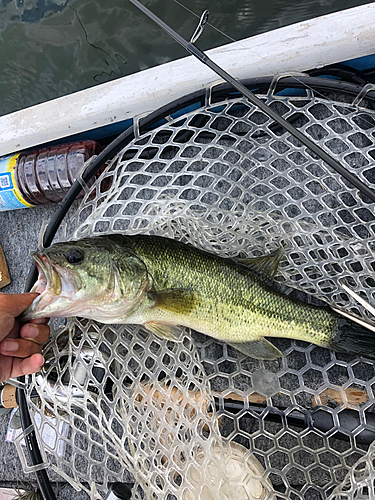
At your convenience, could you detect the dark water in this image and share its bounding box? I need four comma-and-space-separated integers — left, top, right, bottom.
0, 0, 372, 117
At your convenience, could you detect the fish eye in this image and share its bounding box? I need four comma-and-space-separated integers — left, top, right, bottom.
66, 249, 84, 265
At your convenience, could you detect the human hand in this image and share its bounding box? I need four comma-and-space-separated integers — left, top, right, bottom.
0, 293, 49, 383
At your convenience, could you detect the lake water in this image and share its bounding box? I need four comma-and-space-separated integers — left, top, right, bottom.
0, 0, 372, 117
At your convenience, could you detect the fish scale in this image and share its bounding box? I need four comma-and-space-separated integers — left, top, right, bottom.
127, 235, 337, 348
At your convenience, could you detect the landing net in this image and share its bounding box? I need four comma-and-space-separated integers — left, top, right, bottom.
24, 85, 375, 499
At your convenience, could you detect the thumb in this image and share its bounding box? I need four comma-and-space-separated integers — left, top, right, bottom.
0, 293, 39, 318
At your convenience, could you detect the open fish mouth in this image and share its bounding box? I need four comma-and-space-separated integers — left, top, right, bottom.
31, 253, 62, 296
20, 252, 73, 321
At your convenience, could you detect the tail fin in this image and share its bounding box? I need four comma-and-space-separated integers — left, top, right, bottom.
329, 309, 375, 359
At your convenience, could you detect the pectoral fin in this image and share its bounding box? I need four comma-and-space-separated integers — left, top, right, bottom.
236, 247, 284, 279
148, 288, 197, 315
228, 338, 282, 359
144, 321, 184, 341
145, 289, 197, 342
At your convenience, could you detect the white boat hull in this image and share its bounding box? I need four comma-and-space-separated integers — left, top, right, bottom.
0, 2, 374, 156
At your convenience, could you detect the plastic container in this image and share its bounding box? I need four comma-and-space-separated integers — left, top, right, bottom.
0, 140, 102, 211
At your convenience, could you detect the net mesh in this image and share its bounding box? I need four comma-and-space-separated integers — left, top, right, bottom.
25, 87, 375, 499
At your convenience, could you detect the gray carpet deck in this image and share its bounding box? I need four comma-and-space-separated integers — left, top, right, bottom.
0, 204, 89, 498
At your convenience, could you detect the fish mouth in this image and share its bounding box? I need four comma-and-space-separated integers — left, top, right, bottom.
32, 253, 62, 296
21, 252, 73, 321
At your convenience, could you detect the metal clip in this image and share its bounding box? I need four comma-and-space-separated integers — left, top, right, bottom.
76, 155, 98, 196
205, 79, 227, 107
133, 112, 151, 140
351, 83, 375, 107
189, 10, 209, 44
37, 220, 49, 252
268, 72, 311, 98
57, 221, 67, 242
14, 424, 49, 474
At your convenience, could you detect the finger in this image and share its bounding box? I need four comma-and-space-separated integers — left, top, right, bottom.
0, 292, 39, 318
11, 354, 44, 378
0, 338, 44, 358
20, 324, 50, 345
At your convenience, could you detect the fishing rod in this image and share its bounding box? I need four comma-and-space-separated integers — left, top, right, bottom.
127, 0, 375, 204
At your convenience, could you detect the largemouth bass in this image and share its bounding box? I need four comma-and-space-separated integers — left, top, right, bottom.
21, 235, 375, 359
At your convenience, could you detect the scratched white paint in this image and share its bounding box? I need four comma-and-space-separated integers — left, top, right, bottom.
0, 2, 374, 156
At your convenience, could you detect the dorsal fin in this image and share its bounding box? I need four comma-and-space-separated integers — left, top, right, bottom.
236, 247, 284, 279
